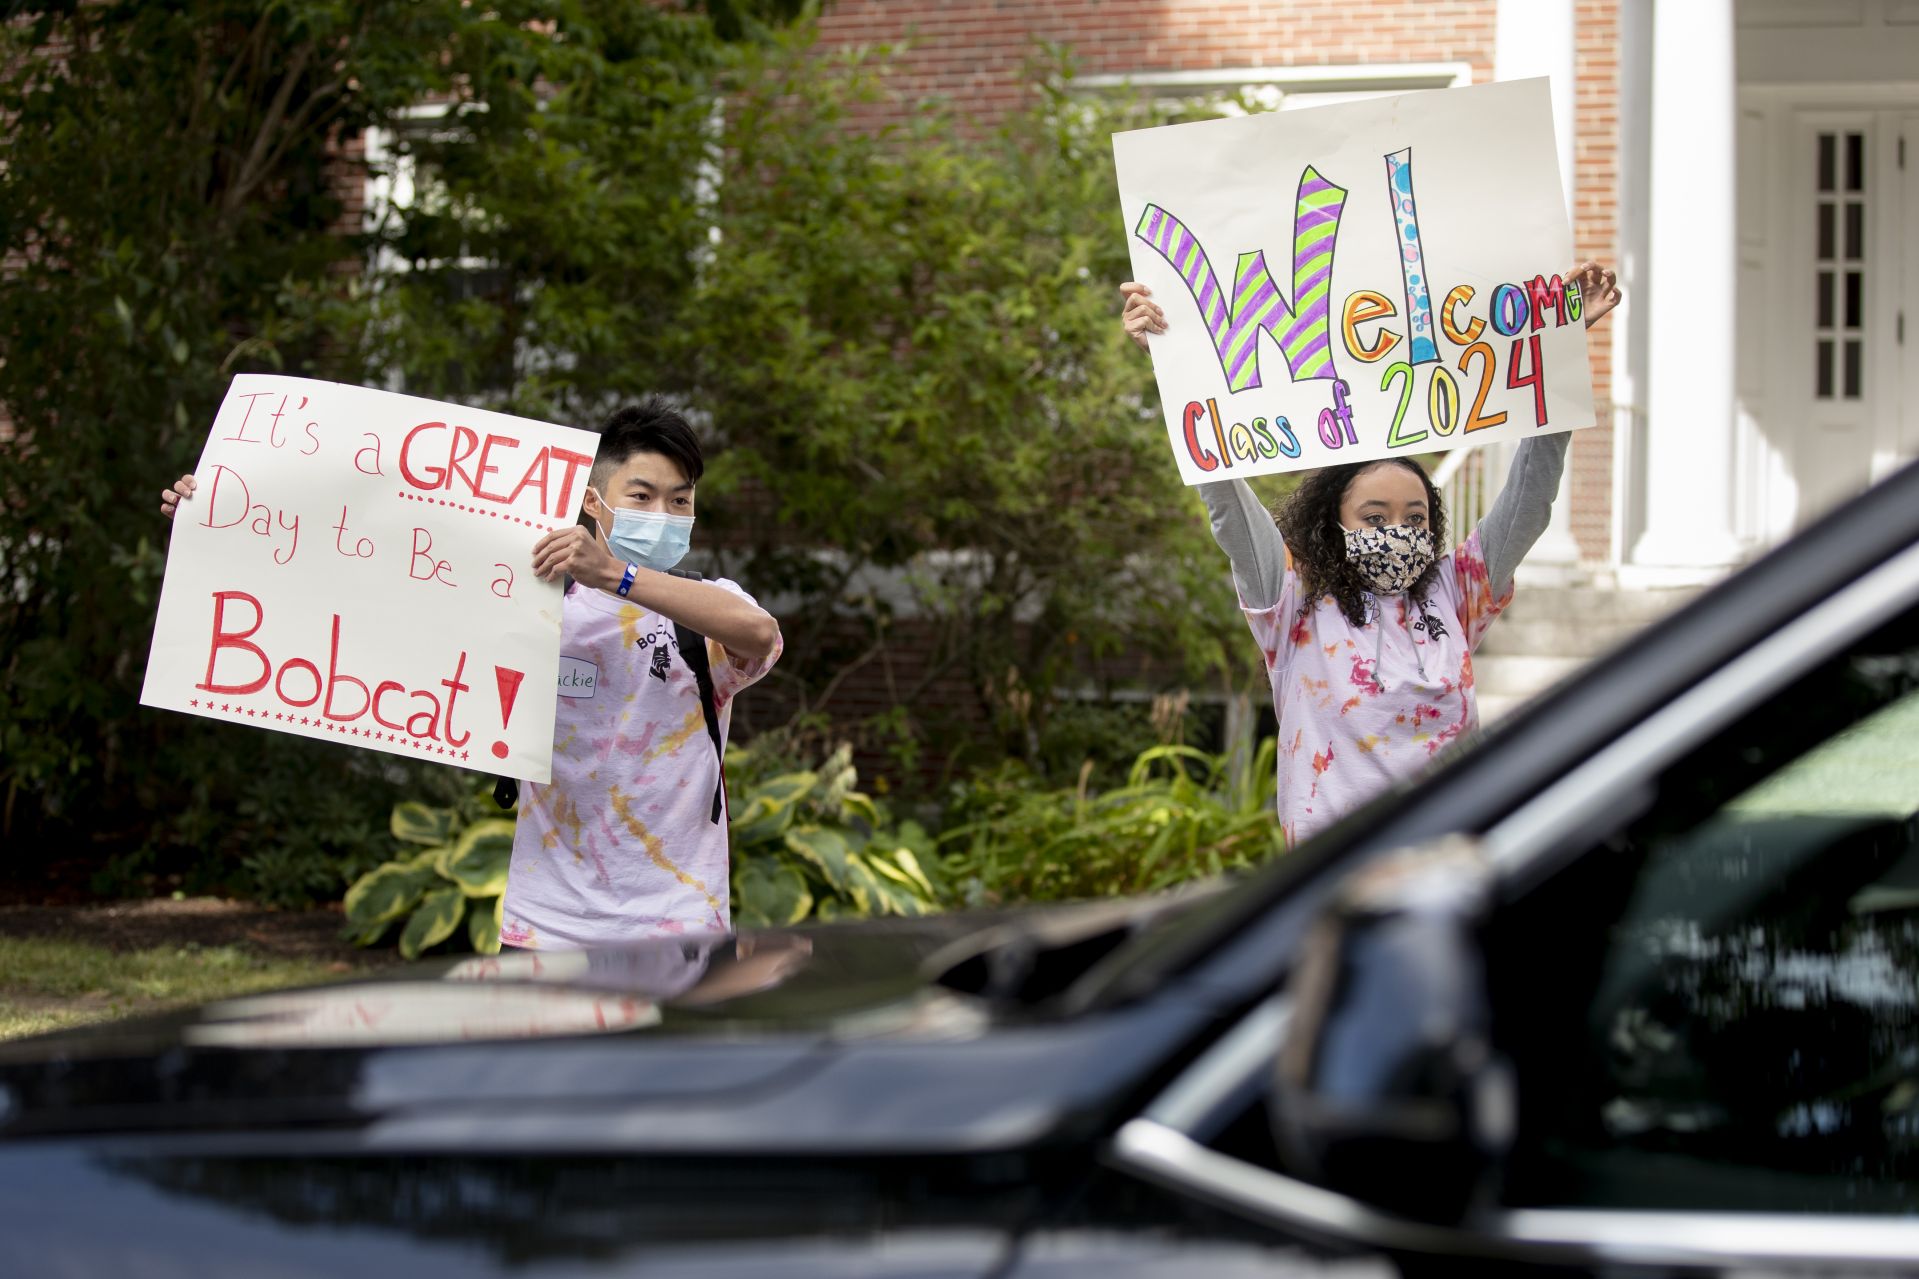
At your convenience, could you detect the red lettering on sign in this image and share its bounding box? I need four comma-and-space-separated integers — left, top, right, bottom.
440, 650, 471, 748
473, 433, 518, 503
323, 614, 370, 722
398, 421, 592, 519
372, 680, 408, 731
198, 591, 271, 694
190, 599, 483, 749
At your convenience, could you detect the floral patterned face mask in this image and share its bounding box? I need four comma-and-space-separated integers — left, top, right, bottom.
1343, 524, 1436, 596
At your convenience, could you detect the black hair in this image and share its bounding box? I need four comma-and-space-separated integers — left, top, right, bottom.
1273, 457, 1447, 627
590, 395, 705, 493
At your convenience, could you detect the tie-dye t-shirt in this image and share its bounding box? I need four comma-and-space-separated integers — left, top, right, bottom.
1247, 528, 1513, 847
501, 579, 779, 949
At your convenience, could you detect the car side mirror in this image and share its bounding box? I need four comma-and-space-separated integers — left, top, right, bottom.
1269, 835, 1514, 1224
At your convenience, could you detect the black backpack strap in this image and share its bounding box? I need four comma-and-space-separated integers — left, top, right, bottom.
667, 569, 726, 825
674, 617, 726, 825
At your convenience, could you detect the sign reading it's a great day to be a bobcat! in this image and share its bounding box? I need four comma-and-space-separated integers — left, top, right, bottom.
1114, 77, 1596, 484
142, 375, 601, 784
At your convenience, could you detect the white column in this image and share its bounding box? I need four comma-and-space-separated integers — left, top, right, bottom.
1495, 0, 1582, 581
1609, 0, 1652, 570
1627, 0, 1743, 579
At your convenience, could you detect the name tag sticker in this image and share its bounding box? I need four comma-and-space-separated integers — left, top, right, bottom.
557, 656, 599, 699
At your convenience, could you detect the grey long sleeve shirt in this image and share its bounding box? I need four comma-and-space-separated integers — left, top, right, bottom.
1198, 434, 1571, 610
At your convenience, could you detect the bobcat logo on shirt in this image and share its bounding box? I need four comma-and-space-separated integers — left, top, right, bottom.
634, 623, 679, 683
1413, 610, 1450, 641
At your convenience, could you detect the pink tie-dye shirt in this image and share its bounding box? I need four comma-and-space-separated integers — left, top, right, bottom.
1245, 528, 1512, 847
501, 579, 779, 950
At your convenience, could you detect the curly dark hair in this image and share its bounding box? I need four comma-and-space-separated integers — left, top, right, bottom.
1274, 458, 1447, 627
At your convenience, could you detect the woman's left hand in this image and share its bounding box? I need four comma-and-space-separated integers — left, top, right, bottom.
1571, 260, 1623, 330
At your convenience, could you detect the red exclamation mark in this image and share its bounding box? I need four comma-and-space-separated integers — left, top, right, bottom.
491, 666, 525, 760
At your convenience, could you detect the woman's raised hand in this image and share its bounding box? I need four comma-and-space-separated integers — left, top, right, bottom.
1571, 260, 1623, 329
1120, 282, 1166, 353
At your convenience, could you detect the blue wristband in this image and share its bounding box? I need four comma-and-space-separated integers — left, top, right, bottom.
616, 562, 638, 597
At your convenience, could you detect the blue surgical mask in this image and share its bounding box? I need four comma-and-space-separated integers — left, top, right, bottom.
593, 492, 695, 573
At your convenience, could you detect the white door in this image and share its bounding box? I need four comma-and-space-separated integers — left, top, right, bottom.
1798, 116, 1874, 520
1792, 112, 1916, 520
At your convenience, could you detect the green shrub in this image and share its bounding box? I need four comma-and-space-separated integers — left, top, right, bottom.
728, 742, 941, 928
344, 742, 941, 950
938, 739, 1284, 907
343, 791, 513, 959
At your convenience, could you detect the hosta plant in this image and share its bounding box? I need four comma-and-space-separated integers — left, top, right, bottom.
344, 790, 514, 959
727, 743, 941, 929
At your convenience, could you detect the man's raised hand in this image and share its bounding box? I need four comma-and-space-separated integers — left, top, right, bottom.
160, 474, 196, 520
532, 524, 622, 590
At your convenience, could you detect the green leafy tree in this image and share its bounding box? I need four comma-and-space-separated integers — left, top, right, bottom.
675, 34, 1251, 767
0, 1, 768, 893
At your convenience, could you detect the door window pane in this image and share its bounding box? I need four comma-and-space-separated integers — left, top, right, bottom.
1812, 128, 1868, 402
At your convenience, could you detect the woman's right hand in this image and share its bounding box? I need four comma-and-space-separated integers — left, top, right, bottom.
160, 473, 196, 520
1120, 282, 1166, 353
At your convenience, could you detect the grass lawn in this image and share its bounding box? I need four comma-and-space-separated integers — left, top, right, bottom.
0, 936, 348, 1041
1731, 689, 1919, 817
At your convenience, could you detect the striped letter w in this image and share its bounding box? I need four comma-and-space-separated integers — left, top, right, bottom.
1134, 166, 1347, 392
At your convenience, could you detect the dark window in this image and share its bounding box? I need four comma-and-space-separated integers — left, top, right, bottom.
1813, 130, 1867, 402
1500, 601, 1919, 1213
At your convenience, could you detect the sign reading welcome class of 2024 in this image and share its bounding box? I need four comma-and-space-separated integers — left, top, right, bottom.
141, 376, 602, 785
1114, 77, 1595, 484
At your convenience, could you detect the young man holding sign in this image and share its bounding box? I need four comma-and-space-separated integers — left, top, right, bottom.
165, 397, 781, 949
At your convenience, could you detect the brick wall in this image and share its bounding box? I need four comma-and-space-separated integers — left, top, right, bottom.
814, 0, 1500, 109
813, 0, 1622, 563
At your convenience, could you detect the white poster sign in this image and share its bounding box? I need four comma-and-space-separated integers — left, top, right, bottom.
1113, 78, 1595, 483
141, 375, 601, 784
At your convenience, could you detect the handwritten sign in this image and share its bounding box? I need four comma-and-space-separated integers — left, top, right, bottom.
1114, 77, 1595, 483
141, 375, 600, 784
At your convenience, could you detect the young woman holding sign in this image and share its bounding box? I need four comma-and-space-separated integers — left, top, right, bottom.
1120, 261, 1620, 846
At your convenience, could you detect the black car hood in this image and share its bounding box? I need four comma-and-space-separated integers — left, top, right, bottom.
0, 890, 1238, 1151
